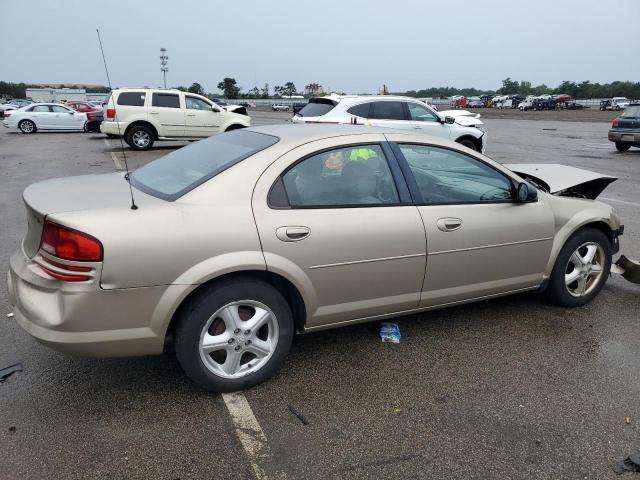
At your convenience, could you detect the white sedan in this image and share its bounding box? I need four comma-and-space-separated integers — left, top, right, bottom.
2, 103, 87, 133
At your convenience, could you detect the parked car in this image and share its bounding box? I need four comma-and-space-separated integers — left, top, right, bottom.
611, 97, 631, 111
560, 101, 584, 110
88, 100, 106, 107
600, 99, 612, 111
272, 104, 290, 111
2, 103, 87, 133
211, 98, 247, 115
8, 99, 33, 108
292, 94, 486, 152
450, 95, 468, 108
0, 103, 17, 118
467, 98, 484, 108
66, 101, 101, 113
8, 124, 624, 391
100, 88, 250, 150
608, 103, 640, 152
65, 101, 104, 132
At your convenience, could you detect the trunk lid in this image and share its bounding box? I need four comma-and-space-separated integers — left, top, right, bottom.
21, 173, 161, 257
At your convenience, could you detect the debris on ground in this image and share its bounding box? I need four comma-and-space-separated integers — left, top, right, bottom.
379, 322, 401, 343
625, 417, 632, 425
288, 405, 309, 425
612, 453, 640, 474
613, 255, 640, 284
6, 312, 13, 318
0, 363, 23, 383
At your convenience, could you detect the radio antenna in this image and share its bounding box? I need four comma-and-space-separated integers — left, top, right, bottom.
96, 29, 138, 210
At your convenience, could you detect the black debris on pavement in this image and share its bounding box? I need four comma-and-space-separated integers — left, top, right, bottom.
0, 363, 23, 383
288, 405, 310, 425
612, 453, 640, 475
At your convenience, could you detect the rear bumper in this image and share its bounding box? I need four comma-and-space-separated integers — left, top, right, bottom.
100, 121, 127, 136
7, 249, 168, 357
608, 129, 640, 144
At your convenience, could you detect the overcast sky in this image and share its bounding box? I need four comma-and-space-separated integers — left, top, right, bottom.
2, 0, 639, 94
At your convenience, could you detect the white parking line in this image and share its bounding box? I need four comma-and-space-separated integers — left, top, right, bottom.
104, 138, 123, 171
601, 197, 640, 208
222, 392, 287, 480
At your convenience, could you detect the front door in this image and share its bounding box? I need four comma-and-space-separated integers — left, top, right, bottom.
252, 135, 427, 328
390, 141, 555, 307
406, 101, 451, 139
150, 92, 184, 135
50, 105, 84, 129
184, 95, 220, 137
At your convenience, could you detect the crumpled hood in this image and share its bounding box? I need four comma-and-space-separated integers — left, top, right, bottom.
505, 163, 617, 199
438, 109, 483, 126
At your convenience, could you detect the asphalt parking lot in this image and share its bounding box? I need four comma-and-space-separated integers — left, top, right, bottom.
1, 111, 639, 480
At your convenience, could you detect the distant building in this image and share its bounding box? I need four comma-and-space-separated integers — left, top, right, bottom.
25, 88, 87, 102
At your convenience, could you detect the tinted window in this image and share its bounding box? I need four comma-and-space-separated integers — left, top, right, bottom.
130, 130, 279, 201
185, 96, 211, 110
346, 103, 371, 117
407, 102, 438, 122
152, 93, 180, 108
31, 105, 50, 112
51, 105, 72, 113
621, 105, 640, 118
117, 91, 145, 106
369, 101, 407, 120
399, 144, 513, 203
280, 145, 399, 207
297, 100, 335, 117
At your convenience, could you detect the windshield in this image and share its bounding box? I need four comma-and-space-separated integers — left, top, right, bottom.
130, 130, 279, 200
621, 106, 640, 118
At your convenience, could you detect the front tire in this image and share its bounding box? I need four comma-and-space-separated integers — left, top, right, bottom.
126, 125, 154, 150
615, 142, 631, 152
457, 138, 479, 151
18, 119, 36, 134
546, 228, 611, 307
174, 278, 294, 392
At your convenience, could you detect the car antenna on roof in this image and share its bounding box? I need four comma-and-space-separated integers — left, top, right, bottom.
96, 29, 138, 210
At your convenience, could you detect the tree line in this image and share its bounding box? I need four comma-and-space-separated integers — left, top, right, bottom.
400, 78, 640, 99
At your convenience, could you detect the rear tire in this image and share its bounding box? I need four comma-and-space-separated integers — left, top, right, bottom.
615, 142, 631, 152
546, 228, 611, 308
126, 125, 154, 150
174, 278, 294, 392
18, 119, 36, 134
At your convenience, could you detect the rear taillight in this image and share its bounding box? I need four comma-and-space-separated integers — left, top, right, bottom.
612, 119, 619, 127
106, 108, 116, 120
40, 221, 103, 262
4, 113, 10, 118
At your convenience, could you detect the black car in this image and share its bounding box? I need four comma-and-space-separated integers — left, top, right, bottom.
534, 99, 556, 111
600, 99, 612, 111
84, 110, 104, 133
608, 103, 640, 152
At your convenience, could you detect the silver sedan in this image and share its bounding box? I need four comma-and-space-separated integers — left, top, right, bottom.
7, 124, 623, 391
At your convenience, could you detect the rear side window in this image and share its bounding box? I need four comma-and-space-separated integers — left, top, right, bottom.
117, 92, 145, 106
152, 93, 180, 108
369, 102, 407, 120
30, 105, 50, 112
346, 103, 371, 117
297, 99, 336, 117
130, 130, 279, 201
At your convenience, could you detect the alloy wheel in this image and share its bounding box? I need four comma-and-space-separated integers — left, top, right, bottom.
132, 130, 150, 148
198, 300, 279, 379
564, 242, 605, 297
20, 121, 34, 133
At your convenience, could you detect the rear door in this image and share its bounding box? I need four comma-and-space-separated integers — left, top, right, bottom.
252, 135, 427, 328
388, 138, 554, 307
366, 101, 411, 131
150, 92, 184, 136
184, 95, 220, 137
29, 105, 53, 128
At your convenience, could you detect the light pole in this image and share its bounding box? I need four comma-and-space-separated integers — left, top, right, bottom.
160, 48, 168, 88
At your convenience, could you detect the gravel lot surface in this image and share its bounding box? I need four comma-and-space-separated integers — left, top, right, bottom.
1, 112, 639, 480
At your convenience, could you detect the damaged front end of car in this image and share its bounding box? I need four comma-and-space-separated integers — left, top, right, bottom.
505, 163, 640, 284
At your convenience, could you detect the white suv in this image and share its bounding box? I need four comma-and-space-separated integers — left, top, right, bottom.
101, 88, 251, 150
292, 94, 486, 152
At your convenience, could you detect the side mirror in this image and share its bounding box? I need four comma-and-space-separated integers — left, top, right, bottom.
444, 116, 455, 124
68, 111, 75, 114
516, 182, 538, 203
211, 105, 221, 112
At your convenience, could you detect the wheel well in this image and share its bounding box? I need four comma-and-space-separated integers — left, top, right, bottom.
165, 270, 307, 345
225, 124, 245, 132
124, 121, 158, 140
574, 221, 615, 246
455, 135, 482, 152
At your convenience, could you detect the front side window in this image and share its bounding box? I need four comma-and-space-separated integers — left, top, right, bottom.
280, 145, 399, 207
369, 101, 407, 121
185, 96, 211, 110
407, 102, 438, 122
130, 130, 279, 201
152, 93, 180, 108
117, 91, 145, 106
399, 144, 513, 203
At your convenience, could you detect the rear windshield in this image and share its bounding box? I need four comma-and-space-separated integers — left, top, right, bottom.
621, 105, 640, 118
117, 91, 145, 106
297, 99, 336, 117
129, 130, 279, 201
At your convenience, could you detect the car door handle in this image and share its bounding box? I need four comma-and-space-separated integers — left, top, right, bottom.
187, 113, 196, 117
276, 226, 310, 242
436, 217, 462, 232
150, 111, 159, 115
413, 125, 423, 129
